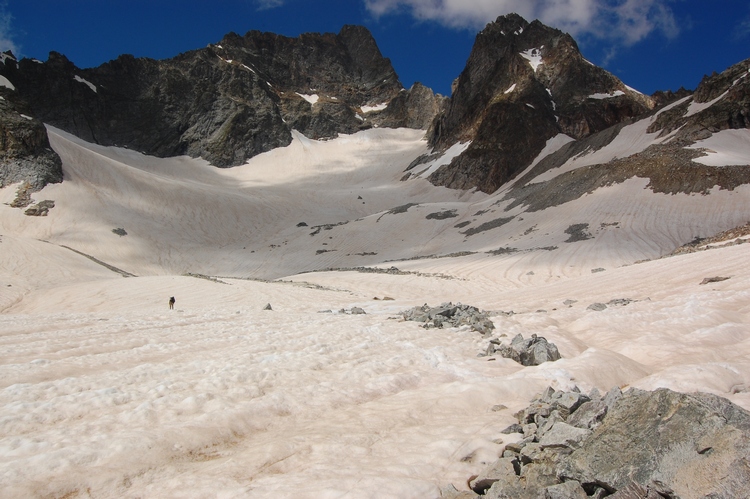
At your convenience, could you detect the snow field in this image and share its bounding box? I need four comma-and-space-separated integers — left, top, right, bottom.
0, 277, 521, 498
1, 121, 750, 496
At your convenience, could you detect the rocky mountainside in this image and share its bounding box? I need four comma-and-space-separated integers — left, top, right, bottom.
422, 14, 655, 193
498, 55, 750, 213
0, 53, 62, 190
1, 13, 747, 202
0, 26, 441, 171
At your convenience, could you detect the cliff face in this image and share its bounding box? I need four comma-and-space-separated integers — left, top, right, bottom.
425, 14, 654, 193
0, 26, 441, 170
0, 52, 62, 190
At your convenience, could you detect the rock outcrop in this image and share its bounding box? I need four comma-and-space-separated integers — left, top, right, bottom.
486, 333, 561, 366
0, 26, 441, 171
462, 386, 750, 498
0, 52, 62, 190
400, 302, 495, 335
423, 13, 654, 193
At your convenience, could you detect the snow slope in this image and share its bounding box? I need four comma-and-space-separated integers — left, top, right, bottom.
2, 125, 750, 497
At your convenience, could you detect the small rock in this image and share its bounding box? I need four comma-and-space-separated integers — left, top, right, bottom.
519, 442, 545, 464
469, 457, 518, 494
607, 298, 633, 307
538, 422, 591, 450
24, 199, 55, 216
501, 423, 523, 434
350, 307, 366, 315
439, 484, 476, 499
552, 392, 590, 418
587, 302, 607, 312
544, 480, 588, 499
263, 303, 272, 310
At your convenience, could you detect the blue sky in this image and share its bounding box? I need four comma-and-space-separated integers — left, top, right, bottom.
2, 1, 749, 96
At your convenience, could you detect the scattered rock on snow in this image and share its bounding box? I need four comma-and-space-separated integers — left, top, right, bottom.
487, 333, 561, 366
24, 199, 54, 216
400, 302, 495, 335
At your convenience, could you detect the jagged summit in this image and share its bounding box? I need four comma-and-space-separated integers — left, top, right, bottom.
421, 13, 654, 193
0, 25, 441, 171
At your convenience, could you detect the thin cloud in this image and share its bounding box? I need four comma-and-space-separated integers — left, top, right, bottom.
255, 0, 285, 10
734, 11, 750, 40
0, 3, 18, 55
363, 0, 680, 45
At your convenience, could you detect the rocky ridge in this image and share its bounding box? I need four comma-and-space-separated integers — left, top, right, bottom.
498, 55, 750, 213
0, 26, 441, 170
422, 14, 654, 193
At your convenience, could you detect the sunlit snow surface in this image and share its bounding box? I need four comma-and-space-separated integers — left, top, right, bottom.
688, 129, 750, 166
0, 75, 15, 91
2, 125, 750, 497
588, 90, 624, 99
361, 103, 388, 113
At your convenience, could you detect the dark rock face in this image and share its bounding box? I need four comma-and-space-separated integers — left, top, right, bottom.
425, 14, 654, 193
0, 52, 62, 190
0, 26, 441, 170
376, 82, 449, 130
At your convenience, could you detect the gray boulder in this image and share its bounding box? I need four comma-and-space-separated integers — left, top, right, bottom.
559, 388, 750, 497
495, 334, 561, 366
543, 480, 587, 499
467, 386, 750, 498
469, 457, 517, 494
537, 422, 591, 451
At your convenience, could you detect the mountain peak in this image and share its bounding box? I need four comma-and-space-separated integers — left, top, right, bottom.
1, 24, 440, 169
422, 14, 654, 193
490, 12, 530, 33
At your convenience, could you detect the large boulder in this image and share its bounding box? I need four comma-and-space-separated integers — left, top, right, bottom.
559, 388, 750, 497
474, 386, 750, 498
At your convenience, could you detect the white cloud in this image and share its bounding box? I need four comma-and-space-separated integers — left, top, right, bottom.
255, 0, 285, 10
0, 3, 18, 56
364, 0, 680, 45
